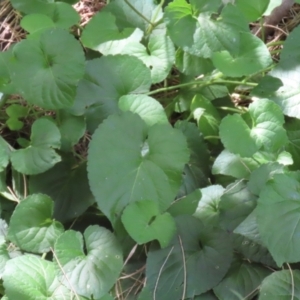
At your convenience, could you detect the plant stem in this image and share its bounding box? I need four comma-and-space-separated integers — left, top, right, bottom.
266, 40, 284, 47
204, 136, 220, 140
124, 0, 154, 26
146, 79, 257, 96
217, 106, 244, 113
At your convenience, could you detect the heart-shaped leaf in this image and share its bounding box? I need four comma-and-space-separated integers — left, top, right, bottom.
213, 256, 271, 300
7, 194, 64, 253
146, 215, 233, 299
212, 33, 272, 77
11, 118, 61, 175
3, 254, 81, 299
11, 28, 85, 109
54, 225, 123, 299
121, 200, 176, 248
219, 99, 288, 157
88, 112, 189, 223
259, 270, 300, 299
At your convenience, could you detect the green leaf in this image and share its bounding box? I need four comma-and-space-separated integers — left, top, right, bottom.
259, 270, 300, 299
10, 0, 54, 14
233, 212, 277, 268
29, 157, 94, 223
6, 118, 23, 131
266, 26, 300, 118
11, 118, 61, 175
248, 162, 285, 195
190, 94, 221, 138
213, 257, 271, 300
88, 112, 189, 223
103, 0, 162, 32
70, 55, 151, 131
20, 14, 55, 39
212, 33, 272, 77
190, 0, 222, 12
250, 75, 283, 98
0, 137, 11, 172
175, 48, 214, 77
164, 1, 248, 57
3, 254, 81, 299
54, 225, 123, 299
6, 104, 27, 119
11, 28, 85, 109
119, 95, 168, 127
168, 189, 201, 217
121, 200, 176, 248
175, 121, 210, 197
219, 99, 288, 157
7, 194, 64, 253
112, 34, 175, 84
194, 185, 224, 227
49, 2, 80, 29
257, 172, 300, 266
57, 110, 86, 152
213, 150, 260, 179
219, 180, 257, 231
81, 11, 136, 50
0, 50, 16, 94
235, 0, 270, 21
146, 215, 233, 299
284, 118, 300, 170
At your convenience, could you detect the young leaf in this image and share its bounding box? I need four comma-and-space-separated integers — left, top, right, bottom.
7, 194, 64, 253
213, 257, 271, 300
259, 270, 300, 299
146, 215, 233, 299
3, 254, 81, 299
119, 95, 168, 127
212, 32, 272, 77
29, 157, 94, 223
219, 99, 288, 157
212, 150, 260, 179
54, 225, 123, 299
257, 172, 300, 266
121, 200, 176, 248
11, 28, 85, 109
88, 112, 189, 223
11, 118, 61, 175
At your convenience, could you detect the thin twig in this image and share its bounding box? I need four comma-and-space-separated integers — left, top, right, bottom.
153, 246, 174, 300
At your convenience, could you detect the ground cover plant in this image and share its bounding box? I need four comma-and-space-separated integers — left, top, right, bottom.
1, 0, 300, 299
